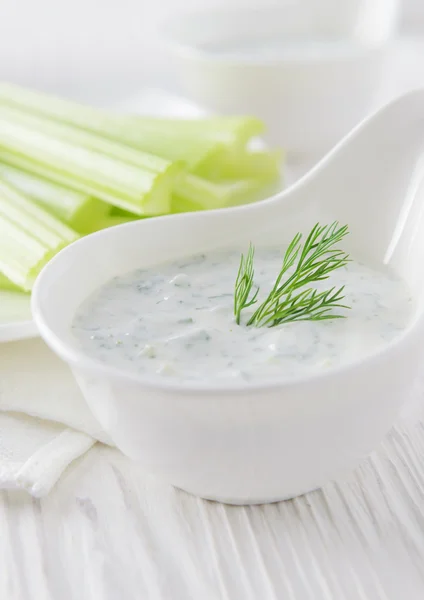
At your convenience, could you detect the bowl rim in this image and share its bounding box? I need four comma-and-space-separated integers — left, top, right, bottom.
31, 217, 421, 397
157, 6, 388, 68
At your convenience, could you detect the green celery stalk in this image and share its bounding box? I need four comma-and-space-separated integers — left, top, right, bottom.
0, 104, 176, 173
0, 272, 21, 292
194, 148, 283, 182
0, 162, 108, 233
0, 178, 78, 290
172, 175, 277, 212
0, 104, 267, 212
120, 116, 265, 168
0, 83, 265, 169
0, 107, 182, 215
0, 83, 283, 213
85, 214, 140, 233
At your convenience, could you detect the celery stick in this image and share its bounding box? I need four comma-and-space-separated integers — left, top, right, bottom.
0, 272, 21, 292
0, 84, 282, 214
0, 116, 272, 214
118, 117, 265, 167
0, 115, 180, 215
0, 178, 78, 290
0, 83, 265, 168
0, 179, 76, 243
194, 148, 283, 182
87, 215, 139, 233
170, 196, 204, 213
0, 162, 108, 233
129, 116, 264, 141
110, 206, 138, 218
173, 175, 274, 212
0, 81, 264, 142
0, 104, 175, 173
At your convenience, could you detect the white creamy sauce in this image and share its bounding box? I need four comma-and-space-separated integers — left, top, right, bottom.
72, 248, 413, 383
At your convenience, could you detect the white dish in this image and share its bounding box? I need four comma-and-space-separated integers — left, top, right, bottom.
0, 291, 37, 342
32, 91, 424, 504
160, 1, 399, 152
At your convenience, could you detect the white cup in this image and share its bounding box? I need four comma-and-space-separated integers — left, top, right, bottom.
160, 1, 400, 155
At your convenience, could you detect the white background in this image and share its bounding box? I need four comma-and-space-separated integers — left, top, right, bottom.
0, 0, 422, 103
0, 0, 267, 101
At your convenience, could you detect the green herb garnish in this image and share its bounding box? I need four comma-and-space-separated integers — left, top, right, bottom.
234, 243, 259, 324
234, 222, 351, 327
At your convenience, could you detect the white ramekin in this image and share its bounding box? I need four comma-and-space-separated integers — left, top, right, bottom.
32, 91, 424, 504
160, 1, 399, 154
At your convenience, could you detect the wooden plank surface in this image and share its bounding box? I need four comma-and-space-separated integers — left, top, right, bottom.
1, 393, 424, 600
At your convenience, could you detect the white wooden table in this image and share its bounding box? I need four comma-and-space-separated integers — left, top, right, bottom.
2, 395, 424, 600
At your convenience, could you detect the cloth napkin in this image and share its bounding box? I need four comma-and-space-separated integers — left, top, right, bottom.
0, 338, 111, 496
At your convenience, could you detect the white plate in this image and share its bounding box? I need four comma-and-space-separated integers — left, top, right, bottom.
0, 291, 37, 342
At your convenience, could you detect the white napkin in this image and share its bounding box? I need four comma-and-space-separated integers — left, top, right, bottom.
0, 338, 112, 496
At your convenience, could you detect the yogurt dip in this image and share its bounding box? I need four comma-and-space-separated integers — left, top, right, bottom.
72, 248, 413, 383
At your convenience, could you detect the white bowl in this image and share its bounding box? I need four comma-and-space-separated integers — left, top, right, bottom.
160, 2, 399, 154
32, 91, 424, 505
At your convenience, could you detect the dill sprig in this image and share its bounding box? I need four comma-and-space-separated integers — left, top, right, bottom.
234, 222, 351, 328
234, 243, 259, 324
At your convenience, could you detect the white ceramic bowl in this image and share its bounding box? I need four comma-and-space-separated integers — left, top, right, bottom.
32, 91, 424, 505
160, 1, 399, 154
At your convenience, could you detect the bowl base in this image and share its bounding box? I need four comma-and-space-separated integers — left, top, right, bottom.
174, 483, 322, 506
